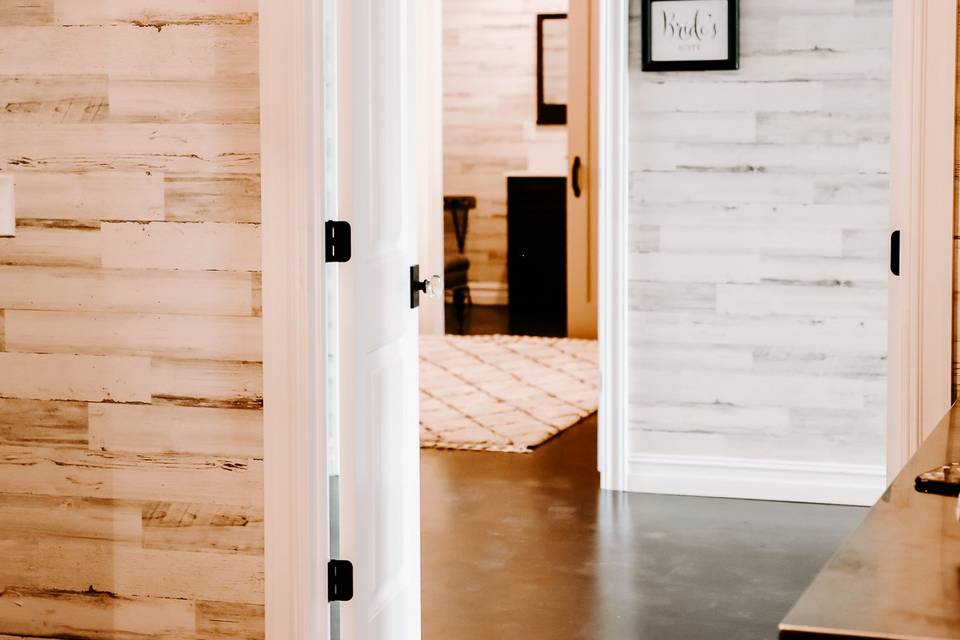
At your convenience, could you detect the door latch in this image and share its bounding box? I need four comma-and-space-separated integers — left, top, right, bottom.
325, 220, 352, 263
328, 559, 354, 602
410, 265, 442, 308
890, 229, 900, 276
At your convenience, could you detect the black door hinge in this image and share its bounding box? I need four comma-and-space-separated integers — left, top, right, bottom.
328, 559, 354, 602
325, 221, 352, 263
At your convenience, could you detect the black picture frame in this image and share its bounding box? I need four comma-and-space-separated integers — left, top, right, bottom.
536, 13, 567, 125
641, 0, 739, 72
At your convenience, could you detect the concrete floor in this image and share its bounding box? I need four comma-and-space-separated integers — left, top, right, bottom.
420, 415, 867, 640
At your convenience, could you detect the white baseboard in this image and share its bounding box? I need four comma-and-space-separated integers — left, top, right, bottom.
445, 280, 508, 306
627, 454, 886, 506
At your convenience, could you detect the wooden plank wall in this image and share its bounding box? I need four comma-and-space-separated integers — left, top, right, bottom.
0, 1, 264, 637
627, 0, 890, 469
443, 0, 567, 292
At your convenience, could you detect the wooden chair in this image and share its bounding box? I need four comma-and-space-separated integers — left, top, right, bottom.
443, 195, 476, 330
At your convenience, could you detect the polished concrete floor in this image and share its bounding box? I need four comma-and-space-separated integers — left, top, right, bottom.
420, 415, 868, 640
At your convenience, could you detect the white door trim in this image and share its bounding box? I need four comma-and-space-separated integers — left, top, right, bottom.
597, 0, 630, 492
887, 0, 957, 481
416, 0, 444, 335
260, 0, 330, 637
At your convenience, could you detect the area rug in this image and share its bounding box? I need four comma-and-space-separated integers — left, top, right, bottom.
419, 334, 598, 452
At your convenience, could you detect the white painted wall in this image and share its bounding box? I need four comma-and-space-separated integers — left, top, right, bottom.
626, 0, 891, 505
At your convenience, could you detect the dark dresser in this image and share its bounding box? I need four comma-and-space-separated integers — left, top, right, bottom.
506, 174, 566, 337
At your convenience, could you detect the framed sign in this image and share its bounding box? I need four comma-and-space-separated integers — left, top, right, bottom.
641, 0, 739, 71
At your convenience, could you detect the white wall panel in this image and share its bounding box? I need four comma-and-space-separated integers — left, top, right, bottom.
627, 0, 890, 504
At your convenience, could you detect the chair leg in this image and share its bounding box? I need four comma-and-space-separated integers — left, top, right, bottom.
453, 288, 467, 333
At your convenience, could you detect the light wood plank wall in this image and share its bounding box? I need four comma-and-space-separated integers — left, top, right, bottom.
0, 1, 264, 637
443, 0, 567, 291
627, 0, 890, 467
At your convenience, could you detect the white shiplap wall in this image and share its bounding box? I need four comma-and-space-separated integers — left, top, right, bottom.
443, 0, 567, 292
626, 0, 890, 505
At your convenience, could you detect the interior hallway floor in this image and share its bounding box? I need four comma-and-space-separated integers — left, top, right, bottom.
420, 414, 868, 640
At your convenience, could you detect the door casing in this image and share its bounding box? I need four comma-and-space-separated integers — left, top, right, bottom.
260, 0, 331, 637
887, 0, 957, 481
596, 0, 630, 492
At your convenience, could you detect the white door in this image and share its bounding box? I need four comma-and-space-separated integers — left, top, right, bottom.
337, 0, 422, 638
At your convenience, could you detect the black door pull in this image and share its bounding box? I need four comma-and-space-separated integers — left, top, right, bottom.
571, 156, 582, 198
890, 230, 900, 276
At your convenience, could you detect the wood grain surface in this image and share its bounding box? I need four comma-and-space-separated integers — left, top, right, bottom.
0, 1, 264, 636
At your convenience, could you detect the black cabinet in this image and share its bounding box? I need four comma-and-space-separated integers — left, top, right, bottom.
507, 175, 566, 337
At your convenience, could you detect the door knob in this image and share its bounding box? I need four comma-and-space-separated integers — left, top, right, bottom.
410, 265, 442, 308
420, 274, 442, 298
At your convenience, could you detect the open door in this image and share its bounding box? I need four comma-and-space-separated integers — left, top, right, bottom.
567, 0, 598, 338
337, 0, 422, 638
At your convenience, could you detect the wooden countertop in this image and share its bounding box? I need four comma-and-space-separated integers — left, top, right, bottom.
779, 403, 960, 639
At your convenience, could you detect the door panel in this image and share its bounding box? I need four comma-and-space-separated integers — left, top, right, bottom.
368, 347, 406, 605
338, 0, 421, 638
567, 0, 598, 338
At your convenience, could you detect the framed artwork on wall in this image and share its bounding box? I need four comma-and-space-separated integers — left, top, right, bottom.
641, 0, 739, 71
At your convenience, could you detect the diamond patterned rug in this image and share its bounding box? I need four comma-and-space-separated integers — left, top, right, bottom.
419, 334, 599, 453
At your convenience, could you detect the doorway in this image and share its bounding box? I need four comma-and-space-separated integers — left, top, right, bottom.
306, 0, 625, 635
417, 0, 599, 454
416, 1, 605, 636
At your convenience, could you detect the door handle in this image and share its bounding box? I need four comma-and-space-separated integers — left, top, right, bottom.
410, 265, 442, 309
571, 156, 582, 198
890, 230, 900, 276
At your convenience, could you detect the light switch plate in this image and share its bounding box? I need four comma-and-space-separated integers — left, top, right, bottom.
0, 175, 13, 237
